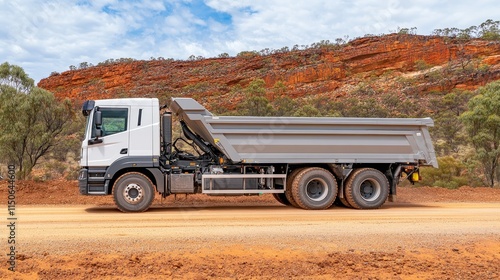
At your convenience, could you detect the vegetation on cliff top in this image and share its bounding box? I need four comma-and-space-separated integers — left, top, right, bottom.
57, 19, 500, 72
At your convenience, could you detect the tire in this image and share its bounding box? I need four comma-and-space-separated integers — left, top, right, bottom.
338, 195, 353, 208
345, 168, 389, 209
291, 167, 337, 210
334, 186, 353, 208
272, 193, 291, 206
113, 172, 155, 212
285, 168, 304, 208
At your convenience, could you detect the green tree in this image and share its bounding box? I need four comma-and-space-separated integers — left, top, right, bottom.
430, 90, 474, 155
271, 81, 286, 101
0, 63, 76, 179
237, 79, 274, 116
338, 97, 388, 118
419, 156, 469, 189
0, 62, 34, 93
478, 19, 500, 40
272, 95, 297, 116
293, 104, 321, 117
460, 81, 500, 187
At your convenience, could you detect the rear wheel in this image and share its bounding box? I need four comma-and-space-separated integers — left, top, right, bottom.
345, 168, 389, 209
113, 172, 155, 212
291, 167, 337, 210
272, 193, 291, 206
285, 168, 304, 208
334, 186, 353, 208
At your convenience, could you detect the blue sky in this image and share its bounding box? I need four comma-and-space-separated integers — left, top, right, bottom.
0, 0, 499, 83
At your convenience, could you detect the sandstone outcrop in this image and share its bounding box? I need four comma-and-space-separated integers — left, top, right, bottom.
38, 34, 500, 106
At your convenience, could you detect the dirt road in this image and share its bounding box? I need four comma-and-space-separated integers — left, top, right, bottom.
3, 202, 500, 279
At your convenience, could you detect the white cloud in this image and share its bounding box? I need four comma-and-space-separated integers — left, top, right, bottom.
1, 1, 133, 79
0, 0, 498, 83
205, 0, 500, 54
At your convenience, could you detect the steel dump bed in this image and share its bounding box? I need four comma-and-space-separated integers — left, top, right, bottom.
170, 98, 438, 167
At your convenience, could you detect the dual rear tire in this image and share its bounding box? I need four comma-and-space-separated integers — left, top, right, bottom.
344, 168, 389, 209
276, 167, 337, 210
277, 167, 389, 210
291, 167, 338, 210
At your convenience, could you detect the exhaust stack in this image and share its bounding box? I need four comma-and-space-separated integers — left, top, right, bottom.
162, 112, 172, 155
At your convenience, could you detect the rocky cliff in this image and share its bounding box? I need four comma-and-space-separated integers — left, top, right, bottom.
38, 34, 500, 110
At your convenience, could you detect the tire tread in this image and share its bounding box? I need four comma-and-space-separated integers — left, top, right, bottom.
285, 168, 304, 208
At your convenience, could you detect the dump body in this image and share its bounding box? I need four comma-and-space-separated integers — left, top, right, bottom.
170, 98, 438, 168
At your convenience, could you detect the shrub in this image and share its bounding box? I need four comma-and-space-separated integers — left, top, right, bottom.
414, 60, 431, 71
419, 156, 470, 189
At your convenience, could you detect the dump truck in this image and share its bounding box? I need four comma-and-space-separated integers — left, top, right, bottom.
78, 97, 437, 212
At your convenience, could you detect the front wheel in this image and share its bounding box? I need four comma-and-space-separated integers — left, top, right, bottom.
113, 172, 155, 212
345, 168, 389, 209
291, 167, 337, 210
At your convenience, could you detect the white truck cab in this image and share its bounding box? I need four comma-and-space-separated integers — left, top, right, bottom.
79, 98, 162, 197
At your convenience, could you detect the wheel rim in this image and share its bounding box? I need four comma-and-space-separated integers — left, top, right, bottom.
123, 183, 144, 204
359, 179, 381, 202
305, 178, 328, 201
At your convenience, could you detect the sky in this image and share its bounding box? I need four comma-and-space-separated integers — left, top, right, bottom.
0, 0, 499, 83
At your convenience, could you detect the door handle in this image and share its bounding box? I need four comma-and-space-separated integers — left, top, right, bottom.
120, 148, 128, 154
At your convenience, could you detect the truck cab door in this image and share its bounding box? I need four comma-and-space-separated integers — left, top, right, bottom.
85, 107, 130, 167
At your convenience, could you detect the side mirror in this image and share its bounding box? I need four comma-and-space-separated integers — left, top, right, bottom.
89, 127, 103, 145
94, 110, 102, 127
89, 109, 104, 145
93, 127, 103, 138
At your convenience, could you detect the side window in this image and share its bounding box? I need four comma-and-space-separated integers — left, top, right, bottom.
92, 108, 128, 137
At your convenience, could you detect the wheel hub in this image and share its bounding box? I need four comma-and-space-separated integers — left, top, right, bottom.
359, 180, 381, 201
123, 183, 144, 204
361, 183, 374, 197
306, 179, 328, 201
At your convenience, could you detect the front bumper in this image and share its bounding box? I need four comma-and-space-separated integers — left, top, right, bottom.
78, 168, 108, 195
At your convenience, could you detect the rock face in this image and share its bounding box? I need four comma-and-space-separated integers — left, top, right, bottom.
38, 34, 500, 106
